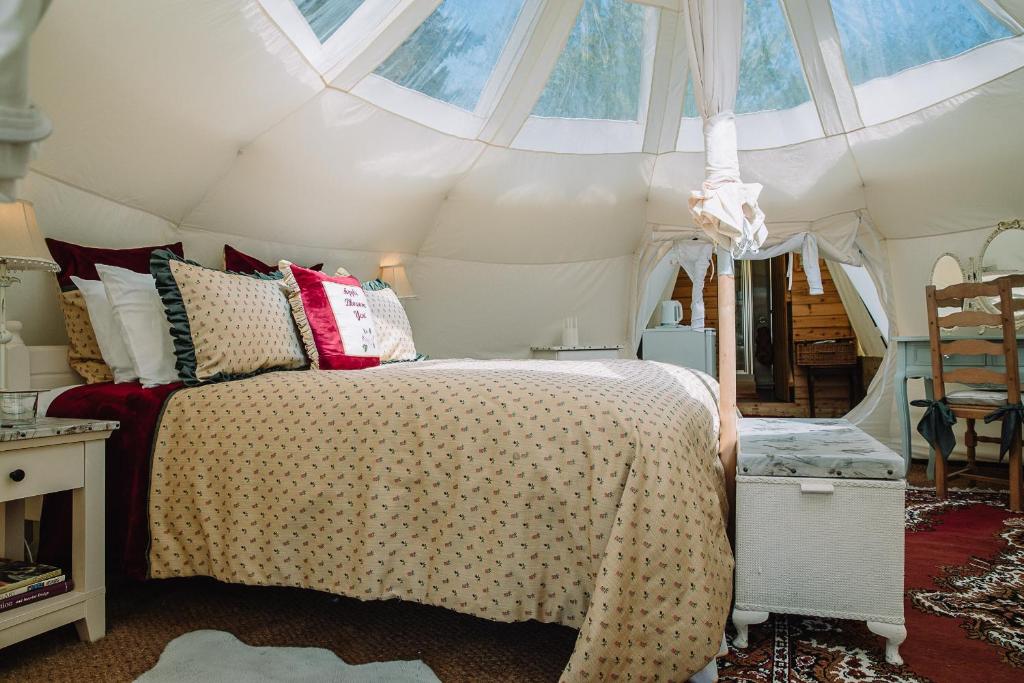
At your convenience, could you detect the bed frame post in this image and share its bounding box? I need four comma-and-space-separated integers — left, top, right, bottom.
716, 251, 737, 536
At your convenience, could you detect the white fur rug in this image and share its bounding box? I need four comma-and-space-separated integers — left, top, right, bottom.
135, 630, 441, 682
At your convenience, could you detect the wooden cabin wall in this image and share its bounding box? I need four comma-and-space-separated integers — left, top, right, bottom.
672, 255, 856, 417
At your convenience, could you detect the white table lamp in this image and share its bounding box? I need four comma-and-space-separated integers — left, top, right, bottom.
1, 200, 58, 389
379, 263, 416, 299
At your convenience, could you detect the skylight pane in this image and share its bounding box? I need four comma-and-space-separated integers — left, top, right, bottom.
374, 0, 526, 111
831, 0, 1016, 86
735, 0, 811, 114
532, 0, 647, 121
294, 0, 365, 43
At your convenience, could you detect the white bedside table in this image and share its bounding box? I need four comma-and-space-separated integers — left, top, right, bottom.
0, 417, 117, 649
530, 345, 623, 360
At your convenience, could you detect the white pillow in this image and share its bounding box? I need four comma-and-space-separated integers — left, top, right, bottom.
69, 276, 138, 384
96, 264, 179, 388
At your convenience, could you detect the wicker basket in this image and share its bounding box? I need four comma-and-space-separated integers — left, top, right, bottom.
734, 475, 905, 624
795, 339, 857, 367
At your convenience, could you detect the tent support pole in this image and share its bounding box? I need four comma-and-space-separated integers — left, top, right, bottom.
717, 265, 737, 539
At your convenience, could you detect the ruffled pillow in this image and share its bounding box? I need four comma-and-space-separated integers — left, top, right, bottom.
151, 250, 306, 385
279, 261, 381, 370
361, 279, 417, 362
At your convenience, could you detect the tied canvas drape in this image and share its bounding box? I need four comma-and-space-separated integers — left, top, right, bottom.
0, 0, 51, 202
683, 0, 767, 255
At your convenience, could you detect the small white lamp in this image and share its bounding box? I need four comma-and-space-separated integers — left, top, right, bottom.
1, 200, 58, 390
379, 263, 416, 299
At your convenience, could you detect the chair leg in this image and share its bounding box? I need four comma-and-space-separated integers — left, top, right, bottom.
934, 441, 948, 500
965, 419, 977, 474
1009, 429, 1022, 514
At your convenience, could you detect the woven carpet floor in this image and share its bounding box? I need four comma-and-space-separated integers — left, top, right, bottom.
2, 473, 1021, 682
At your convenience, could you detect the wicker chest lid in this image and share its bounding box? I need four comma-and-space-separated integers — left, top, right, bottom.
738, 418, 905, 480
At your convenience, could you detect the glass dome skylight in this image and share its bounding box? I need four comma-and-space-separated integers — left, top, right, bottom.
832, 0, 1016, 86
294, 0, 365, 43
735, 0, 810, 114
373, 0, 526, 112
275, 0, 1024, 153
532, 0, 649, 121
683, 0, 810, 118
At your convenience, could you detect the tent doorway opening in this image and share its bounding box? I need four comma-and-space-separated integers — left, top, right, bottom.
734, 257, 791, 403
672, 254, 877, 418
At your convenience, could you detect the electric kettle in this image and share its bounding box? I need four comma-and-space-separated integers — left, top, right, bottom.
660, 300, 683, 327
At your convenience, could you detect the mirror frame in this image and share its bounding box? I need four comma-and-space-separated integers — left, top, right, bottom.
974, 219, 1024, 328
930, 252, 966, 288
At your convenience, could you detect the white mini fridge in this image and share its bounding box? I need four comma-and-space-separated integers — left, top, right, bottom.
641, 327, 717, 375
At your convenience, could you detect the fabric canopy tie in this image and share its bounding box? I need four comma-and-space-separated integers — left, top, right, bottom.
688, 113, 767, 256
912, 398, 957, 461
983, 402, 1024, 461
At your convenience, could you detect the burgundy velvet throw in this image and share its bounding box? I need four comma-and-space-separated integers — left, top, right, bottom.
39, 381, 182, 580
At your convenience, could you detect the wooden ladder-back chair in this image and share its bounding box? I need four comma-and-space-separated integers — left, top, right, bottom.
924, 275, 1022, 512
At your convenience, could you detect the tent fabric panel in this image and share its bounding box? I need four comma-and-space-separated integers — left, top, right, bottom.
421, 147, 653, 263
848, 66, 1024, 240
27, 0, 321, 222
647, 136, 864, 228
183, 89, 483, 255
407, 254, 632, 359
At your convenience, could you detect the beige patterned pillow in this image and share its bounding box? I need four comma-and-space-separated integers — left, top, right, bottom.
57, 288, 113, 383
151, 250, 306, 384
362, 283, 417, 362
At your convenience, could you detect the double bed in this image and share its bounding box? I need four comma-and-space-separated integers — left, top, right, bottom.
32, 354, 733, 680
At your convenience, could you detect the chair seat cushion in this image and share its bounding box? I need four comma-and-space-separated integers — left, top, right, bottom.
946, 389, 1023, 407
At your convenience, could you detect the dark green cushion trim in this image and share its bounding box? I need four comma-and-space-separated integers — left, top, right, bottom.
362, 278, 391, 291
149, 249, 295, 386
382, 353, 428, 365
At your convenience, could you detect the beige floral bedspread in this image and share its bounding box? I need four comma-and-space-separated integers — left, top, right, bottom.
148, 359, 733, 680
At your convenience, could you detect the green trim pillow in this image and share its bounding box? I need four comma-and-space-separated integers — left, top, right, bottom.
150, 250, 306, 385
341, 274, 419, 363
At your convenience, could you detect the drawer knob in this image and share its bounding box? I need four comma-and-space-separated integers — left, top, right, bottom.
9, 469, 25, 483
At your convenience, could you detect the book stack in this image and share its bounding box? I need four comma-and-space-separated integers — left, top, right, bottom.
0, 559, 73, 613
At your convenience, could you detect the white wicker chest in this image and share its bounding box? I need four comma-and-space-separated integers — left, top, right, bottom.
732, 418, 908, 665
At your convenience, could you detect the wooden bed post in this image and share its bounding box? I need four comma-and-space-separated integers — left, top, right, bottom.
717, 250, 738, 537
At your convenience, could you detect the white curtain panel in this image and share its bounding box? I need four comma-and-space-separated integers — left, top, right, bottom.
673, 241, 714, 329
843, 215, 900, 448
826, 260, 887, 358
682, 0, 766, 255
0, 0, 51, 201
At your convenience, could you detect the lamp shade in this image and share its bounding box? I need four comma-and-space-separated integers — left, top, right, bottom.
0, 200, 57, 272
379, 264, 416, 299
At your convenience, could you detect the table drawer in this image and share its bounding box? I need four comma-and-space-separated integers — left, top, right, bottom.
908, 344, 985, 368
0, 443, 84, 503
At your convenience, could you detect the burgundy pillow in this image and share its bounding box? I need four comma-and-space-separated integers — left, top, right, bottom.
224, 244, 323, 275
46, 238, 185, 291
44, 238, 186, 384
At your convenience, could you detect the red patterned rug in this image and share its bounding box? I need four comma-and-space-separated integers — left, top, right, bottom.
718, 487, 1024, 682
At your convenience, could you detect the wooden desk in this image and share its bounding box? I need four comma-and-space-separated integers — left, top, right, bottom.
894, 335, 1024, 469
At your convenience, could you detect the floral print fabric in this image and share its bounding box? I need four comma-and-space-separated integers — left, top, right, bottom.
148, 359, 733, 680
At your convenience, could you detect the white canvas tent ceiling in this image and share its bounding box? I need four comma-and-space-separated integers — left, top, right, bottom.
8, 0, 1024, 397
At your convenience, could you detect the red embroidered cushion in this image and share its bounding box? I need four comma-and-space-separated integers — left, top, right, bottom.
279, 262, 381, 370
224, 244, 322, 275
